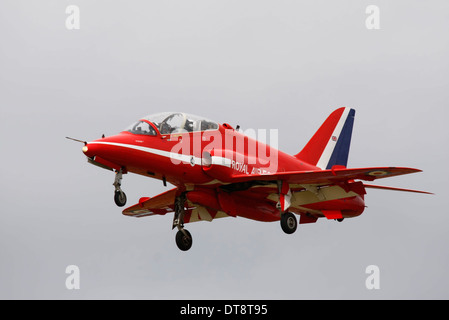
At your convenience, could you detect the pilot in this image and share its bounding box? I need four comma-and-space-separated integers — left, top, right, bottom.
184, 119, 194, 132
201, 121, 215, 131
160, 122, 173, 134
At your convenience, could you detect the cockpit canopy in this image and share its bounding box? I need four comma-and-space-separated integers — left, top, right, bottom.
126, 112, 219, 136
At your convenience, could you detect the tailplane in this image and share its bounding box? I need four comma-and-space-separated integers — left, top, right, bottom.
295, 107, 355, 169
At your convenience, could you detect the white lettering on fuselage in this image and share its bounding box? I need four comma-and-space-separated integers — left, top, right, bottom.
251, 167, 271, 175
231, 160, 272, 175
231, 160, 249, 174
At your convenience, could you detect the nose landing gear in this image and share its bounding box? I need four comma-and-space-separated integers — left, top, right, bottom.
113, 169, 127, 207
114, 190, 127, 207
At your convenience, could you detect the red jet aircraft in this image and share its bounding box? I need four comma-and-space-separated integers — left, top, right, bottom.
68, 108, 430, 251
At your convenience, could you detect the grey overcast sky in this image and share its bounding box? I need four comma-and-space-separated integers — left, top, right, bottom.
1, 0, 448, 299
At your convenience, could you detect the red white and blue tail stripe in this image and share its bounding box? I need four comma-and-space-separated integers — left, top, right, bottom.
296, 107, 355, 170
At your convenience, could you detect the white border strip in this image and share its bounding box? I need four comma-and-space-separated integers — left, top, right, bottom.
88, 141, 231, 167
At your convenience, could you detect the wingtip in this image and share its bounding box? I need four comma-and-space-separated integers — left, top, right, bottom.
391, 167, 423, 174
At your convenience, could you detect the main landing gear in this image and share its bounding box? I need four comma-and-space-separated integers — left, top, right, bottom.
280, 212, 297, 234
175, 229, 193, 251
113, 169, 127, 207
172, 194, 193, 251
277, 181, 297, 235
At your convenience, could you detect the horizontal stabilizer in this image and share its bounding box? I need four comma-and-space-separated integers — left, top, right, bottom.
363, 184, 433, 195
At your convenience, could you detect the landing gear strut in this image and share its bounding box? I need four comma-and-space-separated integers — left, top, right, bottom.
113, 169, 127, 207
172, 194, 193, 251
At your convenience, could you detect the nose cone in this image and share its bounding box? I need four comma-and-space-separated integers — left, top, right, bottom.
80, 136, 125, 172
82, 142, 97, 158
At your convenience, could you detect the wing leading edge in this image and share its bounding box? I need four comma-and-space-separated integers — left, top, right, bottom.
231, 166, 423, 185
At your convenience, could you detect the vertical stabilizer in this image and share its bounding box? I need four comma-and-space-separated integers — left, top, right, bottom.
295, 107, 355, 170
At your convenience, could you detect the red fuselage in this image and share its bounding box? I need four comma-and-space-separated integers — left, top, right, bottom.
82, 115, 365, 223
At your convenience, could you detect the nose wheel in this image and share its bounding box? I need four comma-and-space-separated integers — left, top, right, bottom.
114, 190, 127, 207
113, 169, 127, 207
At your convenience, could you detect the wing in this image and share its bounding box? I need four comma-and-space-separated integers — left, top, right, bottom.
122, 167, 426, 224
122, 188, 178, 218
227, 166, 426, 222
231, 166, 422, 185
122, 187, 231, 222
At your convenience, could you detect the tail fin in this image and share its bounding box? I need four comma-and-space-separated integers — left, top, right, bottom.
295, 107, 355, 170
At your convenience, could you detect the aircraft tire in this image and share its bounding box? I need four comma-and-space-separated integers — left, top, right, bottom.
114, 190, 127, 207
280, 212, 297, 234
175, 229, 193, 251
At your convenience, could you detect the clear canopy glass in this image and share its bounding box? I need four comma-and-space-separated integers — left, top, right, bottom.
126, 112, 218, 135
